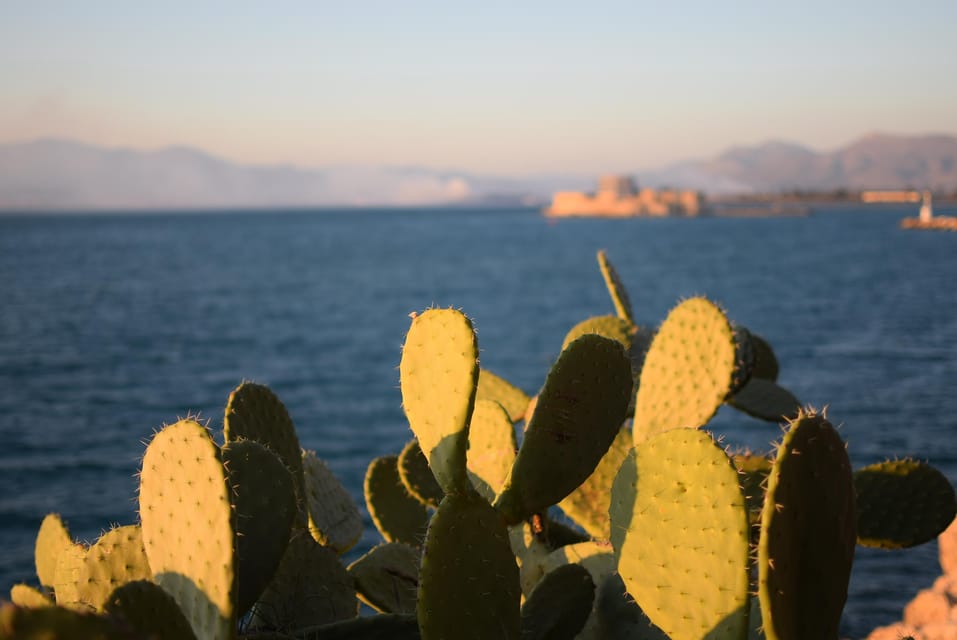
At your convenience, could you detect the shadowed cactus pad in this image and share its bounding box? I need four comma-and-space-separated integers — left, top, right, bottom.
854, 459, 956, 549
347, 542, 420, 614
728, 378, 801, 422
400, 308, 479, 496
477, 369, 531, 423
139, 419, 235, 640
397, 439, 444, 508
302, 450, 363, 553
494, 334, 632, 525
561, 315, 634, 352
103, 580, 198, 640
611, 428, 751, 640
364, 455, 429, 546
597, 250, 635, 326
520, 563, 595, 640
758, 411, 855, 640
418, 492, 520, 640
633, 297, 736, 442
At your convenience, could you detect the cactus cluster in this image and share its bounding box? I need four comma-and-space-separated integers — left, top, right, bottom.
3, 250, 955, 640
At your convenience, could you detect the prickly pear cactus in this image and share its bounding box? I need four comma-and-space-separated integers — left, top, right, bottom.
854, 458, 956, 549
611, 428, 751, 640
139, 419, 236, 640
301, 449, 363, 553
364, 455, 429, 546
494, 334, 632, 525
34, 513, 73, 591
466, 399, 517, 502
633, 297, 736, 443
476, 369, 531, 423
727, 378, 801, 422
9, 584, 53, 608
597, 249, 635, 326
347, 542, 420, 615
757, 410, 855, 640
562, 315, 634, 352
520, 563, 595, 640
417, 492, 520, 640
76, 525, 152, 611
103, 580, 198, 640
400, 308, 479, 496
396, 439, 444, 508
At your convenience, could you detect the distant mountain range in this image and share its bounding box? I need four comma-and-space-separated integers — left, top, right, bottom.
1, 133, 956, 210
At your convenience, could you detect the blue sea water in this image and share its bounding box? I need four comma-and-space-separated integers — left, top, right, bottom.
1, 203, 955, 637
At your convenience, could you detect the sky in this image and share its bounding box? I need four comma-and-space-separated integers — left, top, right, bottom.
2, 1, 956, 176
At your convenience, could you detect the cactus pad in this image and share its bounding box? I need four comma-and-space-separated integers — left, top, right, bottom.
75, 525, 152, 611
757, 411, 855, 640
749, 332, 780, 381
364, 455, 429, 546
34, 513, 73, 590
0, 602, 127, 639
396, 439, 444, 508
417, 492, 520, 640
477, 369, 531, 423
302, 450, 363, 553
347, 542, 420, 614
728, 378, 801, 422
520, 563, 595, 640
466, 399, 517, 502
9, 584, 53, 608
139, 419, 235, 640
597, 249, 635, 326
611, 428, 751, 640
103, 580, 198, 640
558, 426, 633, 539
633, 297, 736, 442
562, 315, 634, 352
400, 308, 479, 495
855, 459, 956, 549
223, 440, 296, 616
494, 334, 632, 525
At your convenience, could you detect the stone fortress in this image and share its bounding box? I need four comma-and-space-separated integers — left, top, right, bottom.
544, 175, 705, 218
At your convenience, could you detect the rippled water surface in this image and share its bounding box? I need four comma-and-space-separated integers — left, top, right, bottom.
1, 204, 955, 637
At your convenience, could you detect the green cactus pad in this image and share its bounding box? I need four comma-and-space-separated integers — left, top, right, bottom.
34, 513, 73, 590
74, 525, 152, 611
364, 455, 429, 546
729, 326, 756, 397
396, 440, 444, 508
593, 574, 670, 640
224, 382, 306, 518
139, 419, 235, 640
494, 334, 632, 525
508, 522, 553, 597
9, 584, 53, 608
633, 297, 736, 443
561, 315, 634, 352
520, 563, 595, 640
728, 378, 801, 422
732, 451, 772, 534
251, 533, 357, 632
597, 250, 635, 326
757, 411, 855, 640
542, 541, 616, 584
417, 492, 520, 640
400, 308, 479, 496
294, 613, 419, 640
611, 428, 751, 640
558, 426, 633, 539
223, 440, 296, 616
854, 459, 957, 549
346, 543, 420, 614
749, 332, 780, 381
103, 580, 197, 640
302, 450, 363, 553
466, 399, 517, 502
477, 369, 531, 423
0, 602, 128, 639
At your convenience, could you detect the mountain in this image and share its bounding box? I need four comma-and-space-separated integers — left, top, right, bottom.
641, 133, 957, 194
2, 133, 956, 209
0, 139, 587, 210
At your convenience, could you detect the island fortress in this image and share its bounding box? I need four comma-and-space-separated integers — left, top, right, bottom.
544, 175, 705, 217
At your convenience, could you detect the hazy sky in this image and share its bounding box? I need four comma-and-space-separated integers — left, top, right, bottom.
2, 1, 956, 175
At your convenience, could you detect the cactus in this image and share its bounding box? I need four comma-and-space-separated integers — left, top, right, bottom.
76, 525, 152, 612
301, 450, 363, 553
494, 334, 632, 525
611, 428, 751, 640
854, 459, 957, 549
757, 410, 856, 640
400, 308, 479, 496
749, 332, 780, 381
417, 492, 520, 640
561, 315, 634, 352
597, 249, 635, 326
364, 455, 429, 546
139, 419, 236, 640
465, 399, 517, 502
396, 439, 444, 508
727, 378, 801, 422
519, 563, 595, 640
476, 369, 531, 423
222, 440, 296, 616
34, 514, 72, 591
0, 602, 132, 639
633, 297, 737, 443
346, 543, 419, 615
9, 584, 53, 608
102, 580, 197, 640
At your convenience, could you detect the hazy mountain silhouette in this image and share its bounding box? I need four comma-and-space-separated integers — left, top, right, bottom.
2, 133, 956, 210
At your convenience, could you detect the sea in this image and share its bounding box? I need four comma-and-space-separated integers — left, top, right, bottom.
1, 203, 955, 638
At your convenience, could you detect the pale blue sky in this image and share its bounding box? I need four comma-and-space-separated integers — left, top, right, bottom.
1, 1, 955, 174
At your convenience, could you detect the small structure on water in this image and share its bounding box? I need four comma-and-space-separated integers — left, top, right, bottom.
544, 175, 704, 218
900, 190, 957, 231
